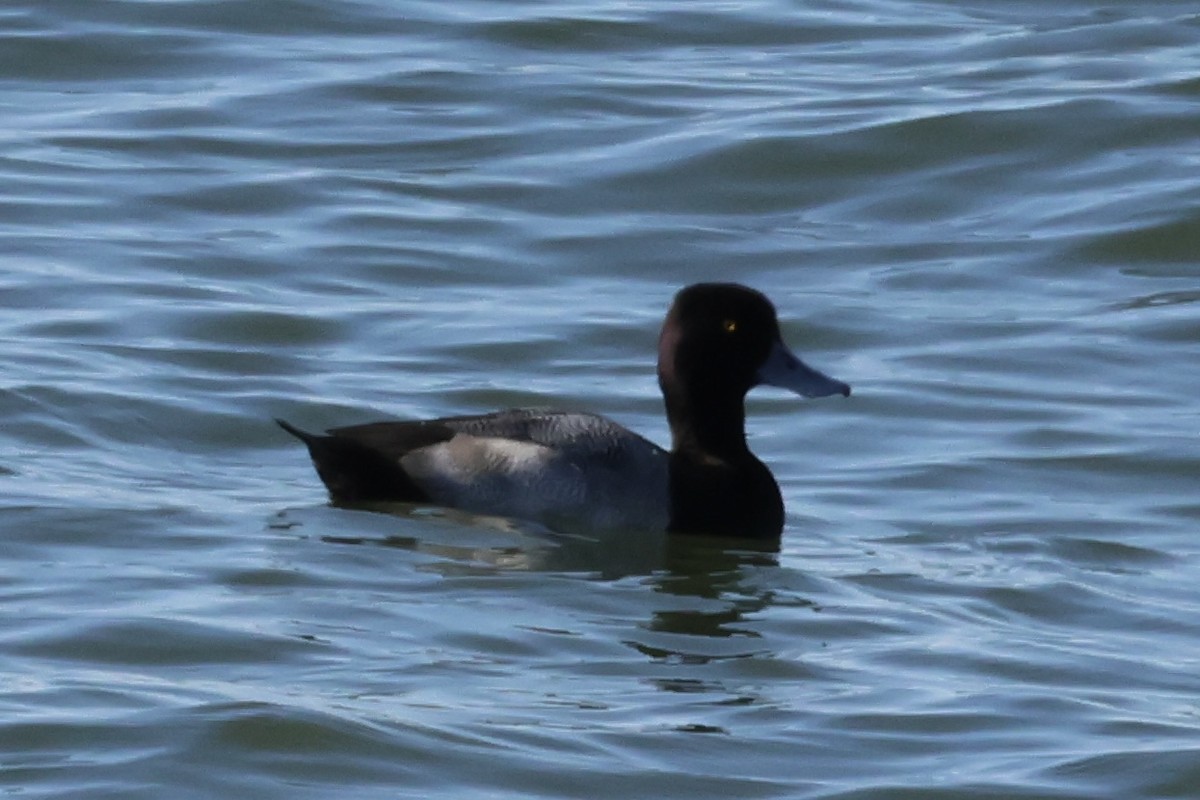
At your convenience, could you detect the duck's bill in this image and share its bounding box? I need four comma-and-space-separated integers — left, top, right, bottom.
757, 338, 851, 398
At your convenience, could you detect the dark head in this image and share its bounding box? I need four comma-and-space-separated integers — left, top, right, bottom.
659, 282, 849, 398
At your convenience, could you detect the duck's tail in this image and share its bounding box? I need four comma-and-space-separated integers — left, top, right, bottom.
275, 418, 426, 504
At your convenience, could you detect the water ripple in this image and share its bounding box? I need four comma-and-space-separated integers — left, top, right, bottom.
2, 1, 1199, 799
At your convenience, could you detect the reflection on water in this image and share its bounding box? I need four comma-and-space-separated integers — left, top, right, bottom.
642, 537, 785, 651
301, 500, 786, 578
300, 504, 808, 673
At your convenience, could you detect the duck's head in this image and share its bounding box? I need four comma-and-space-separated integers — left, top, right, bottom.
657, 283, 851, 405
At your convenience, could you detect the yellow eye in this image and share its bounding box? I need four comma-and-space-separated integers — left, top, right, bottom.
722, 319, 738, 334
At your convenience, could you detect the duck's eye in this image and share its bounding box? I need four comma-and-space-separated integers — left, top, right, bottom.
722, 319, 738, 334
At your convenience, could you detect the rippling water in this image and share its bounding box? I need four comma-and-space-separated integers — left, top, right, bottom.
3, 1, 1199, 798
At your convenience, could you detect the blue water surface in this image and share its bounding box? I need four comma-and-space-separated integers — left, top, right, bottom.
2, 1, 1198, 798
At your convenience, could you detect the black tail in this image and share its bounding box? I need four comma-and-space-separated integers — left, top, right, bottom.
276, 418, 428, 504
276, 418, 320, 445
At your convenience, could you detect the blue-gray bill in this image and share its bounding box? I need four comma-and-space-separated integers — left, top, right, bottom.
756, 338, 851, 399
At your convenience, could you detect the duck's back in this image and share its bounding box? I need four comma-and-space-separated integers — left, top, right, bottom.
329, 409, 670, 533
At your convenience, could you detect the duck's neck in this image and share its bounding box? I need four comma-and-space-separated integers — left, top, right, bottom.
662, 386, 784, 539
663, 387, 751, 459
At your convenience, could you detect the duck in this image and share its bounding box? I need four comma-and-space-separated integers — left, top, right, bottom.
277, 283, 850, 539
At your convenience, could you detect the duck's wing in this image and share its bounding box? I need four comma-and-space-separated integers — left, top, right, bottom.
330, 408, 664, 463
327, 409, 670, 531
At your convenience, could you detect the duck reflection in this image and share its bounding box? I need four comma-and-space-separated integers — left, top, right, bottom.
279, 504, 814, 667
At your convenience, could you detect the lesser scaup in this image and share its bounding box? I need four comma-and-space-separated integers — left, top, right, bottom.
278, 283, 850, 539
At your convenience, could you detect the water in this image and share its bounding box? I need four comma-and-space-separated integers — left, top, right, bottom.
2, 1, 1199, 797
